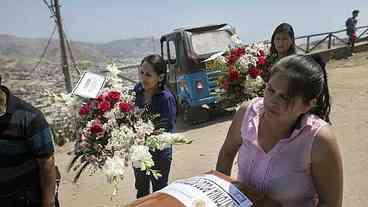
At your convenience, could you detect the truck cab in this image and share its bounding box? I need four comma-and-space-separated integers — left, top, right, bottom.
160, 24, 236, 124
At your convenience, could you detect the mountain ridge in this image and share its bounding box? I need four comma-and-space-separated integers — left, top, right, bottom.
0, 34, 161, 62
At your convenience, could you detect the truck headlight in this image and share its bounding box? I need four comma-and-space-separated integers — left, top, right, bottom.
196, 81, 204, 91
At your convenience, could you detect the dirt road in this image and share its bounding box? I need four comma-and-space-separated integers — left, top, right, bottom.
55, 52, 368, 206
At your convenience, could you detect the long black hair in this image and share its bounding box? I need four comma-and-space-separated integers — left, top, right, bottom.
269, 54, 331, 123
270, 23, 296, 57
141, 54, 167, 90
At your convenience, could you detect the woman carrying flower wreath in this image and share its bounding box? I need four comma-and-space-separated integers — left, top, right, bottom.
262, 23, 296, 82
133, 54, 177, 198
216, 54, 343, 207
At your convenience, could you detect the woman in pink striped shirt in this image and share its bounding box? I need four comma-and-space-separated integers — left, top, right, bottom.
216, 54, 343, 207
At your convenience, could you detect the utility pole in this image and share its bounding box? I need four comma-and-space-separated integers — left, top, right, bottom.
53, 0, 72, 93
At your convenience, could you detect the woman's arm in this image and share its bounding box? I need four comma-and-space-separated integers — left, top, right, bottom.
216, 102, 248, 176
312, 126, 343, 207
216, 101, 281, 206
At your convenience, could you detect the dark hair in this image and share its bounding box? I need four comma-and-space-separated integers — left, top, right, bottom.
353, 9, 359, 15
269, 54, 331, 123
141, 54, 167, 90
270, 23, 296, 57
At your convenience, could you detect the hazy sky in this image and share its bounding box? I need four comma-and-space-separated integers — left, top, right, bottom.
1, 0, 367, 44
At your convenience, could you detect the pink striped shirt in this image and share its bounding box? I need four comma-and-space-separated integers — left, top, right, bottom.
237, 98, 328, 207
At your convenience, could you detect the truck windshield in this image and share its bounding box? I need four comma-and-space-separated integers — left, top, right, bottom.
191, 30, 234, 56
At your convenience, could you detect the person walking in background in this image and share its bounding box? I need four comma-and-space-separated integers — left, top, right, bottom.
262, 23, 296, 82
345, 9, 359, 52
133, 54, 177, 198
216, 54, 343, 207
0, 76, 57, 207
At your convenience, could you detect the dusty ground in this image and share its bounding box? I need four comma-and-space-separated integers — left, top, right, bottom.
55, 52, 368, 207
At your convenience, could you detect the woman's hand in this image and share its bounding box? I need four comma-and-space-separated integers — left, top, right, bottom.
231, 180, 281, 207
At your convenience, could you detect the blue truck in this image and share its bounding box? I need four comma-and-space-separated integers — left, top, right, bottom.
160, 24, 237, 124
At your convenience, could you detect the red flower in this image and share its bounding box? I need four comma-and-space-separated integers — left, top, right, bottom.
249, 67, 262, 79
119, 102, 132, 112
227, 47, 245, 65
97, 101, 111, 113
96, 92, 109, 103
79, 104, 91, 116
257, 56, 266, 66
107, 91, 121, 102
90, 120, 104, 134
258, 49, 265, 57
228, 68, 240, 81
96, 95, 104, 103
236, 47, 246, 57
230, 49, 237, 56
227, 54, 239, 65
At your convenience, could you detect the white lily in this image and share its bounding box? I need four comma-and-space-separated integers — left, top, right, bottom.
130, 145, 154, 170
103, 155, 125, 183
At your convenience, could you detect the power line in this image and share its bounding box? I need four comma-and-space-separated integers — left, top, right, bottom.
63, 31, 81, 75
45, 0, 81, 75
53, 0, 73, 93
59, 16, 81, 75
41, 0, 74, 92
30, 25, 57, 74
42, 0, 56, 18
42, 0, 81, 80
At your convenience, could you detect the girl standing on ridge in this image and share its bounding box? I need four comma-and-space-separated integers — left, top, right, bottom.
262, 23, 296, 82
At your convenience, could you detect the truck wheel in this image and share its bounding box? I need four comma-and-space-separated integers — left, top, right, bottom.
193, 106, 210, 125
181, 102, 210, 125
181, 102, 193, 123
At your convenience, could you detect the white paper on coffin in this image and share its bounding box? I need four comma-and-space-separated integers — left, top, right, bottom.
72, 72, 106, 99
159, 174, 253, 207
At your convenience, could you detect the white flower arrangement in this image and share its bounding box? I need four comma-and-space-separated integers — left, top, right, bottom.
206, 39, 269, 104
61, 64, 193, 195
